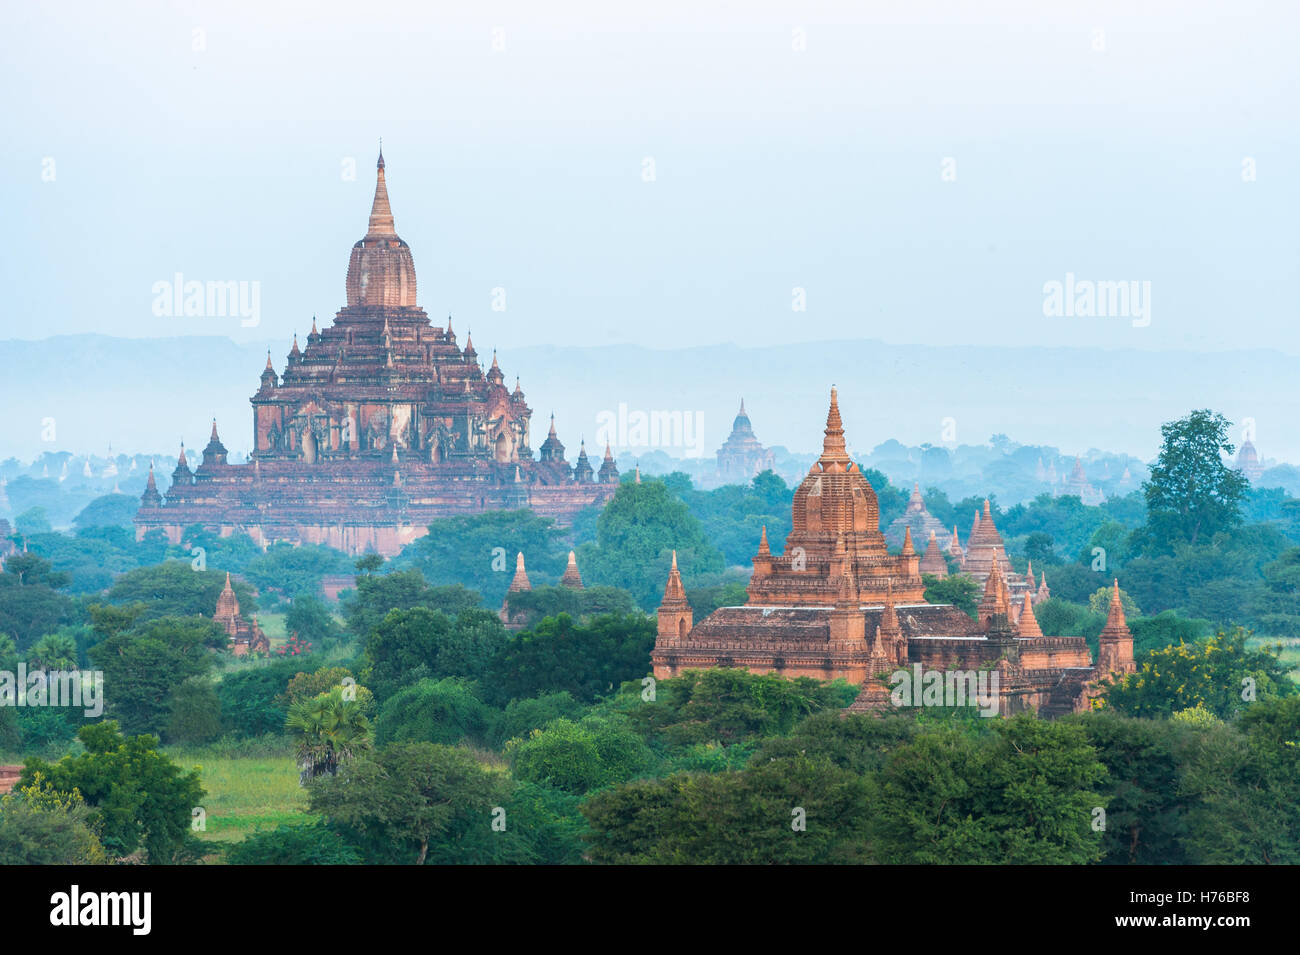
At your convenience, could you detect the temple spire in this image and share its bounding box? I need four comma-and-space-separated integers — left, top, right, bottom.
661, 550, 687, 602
1017, 591, 1043, 637
880, 580, 901, 634
819, 386, 851, 468
561, 550, 584, 589
508, 552, 531, 593
1103, 579, 1127, 632
978, 554, 1012, 623
367, 147, 396, 236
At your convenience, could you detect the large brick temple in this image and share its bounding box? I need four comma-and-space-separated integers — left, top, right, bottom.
135, 152, 618, 555
652, 388, 1135, 717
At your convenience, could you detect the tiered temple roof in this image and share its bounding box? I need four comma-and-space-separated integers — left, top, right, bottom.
1236, 439, 1264, 482
885, 483, 949, 549
213, 572, 268, 656
715, 399, 776, 483
919, 530, 949, 578
651, 387, 1134, 717
135, 151, 617, 555
560, 550, 584, 589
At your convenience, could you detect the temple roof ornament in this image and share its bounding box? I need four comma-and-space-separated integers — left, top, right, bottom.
560, 550, 584, 589
1017, 591, 1043, 637
508, 552, 531, 593
345, 151, 416, 308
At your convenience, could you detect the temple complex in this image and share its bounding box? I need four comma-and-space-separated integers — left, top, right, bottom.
715, 400, 775, 483
499, 549, 586, 629
955, 499, 1037, 607
213, 572, 269, 656
651, 388, 1134, 717
884, 483, 949, 548
135, 152, 617, 556
1058, 456, 1105, 505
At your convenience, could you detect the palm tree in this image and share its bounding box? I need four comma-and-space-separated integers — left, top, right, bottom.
26, 632, 77, 672
286, 687, 371, 785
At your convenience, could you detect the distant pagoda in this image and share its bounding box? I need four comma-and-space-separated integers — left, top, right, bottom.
715, 399, 775, 483
884, 483, 949, 549
1235, 439, 1264, 482
135, 151, 617, 555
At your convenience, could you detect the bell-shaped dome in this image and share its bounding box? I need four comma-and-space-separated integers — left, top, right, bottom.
789, 388, 880, 536
345, 151, 418, 308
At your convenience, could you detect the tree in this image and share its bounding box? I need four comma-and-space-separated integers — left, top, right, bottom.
166, 677, 223, 744
241, 543, 352, 600
87, 616, 218, 735
363, 606, 506, 700
1068, 710, 1200, 864
25, 631, 78, 671
284, 593, 344, 647
922, 573, 980, 618
1103, 626, 1296, 719
20, 722, 205, 863
341, 568, 480, 641
626, 668, 856, 747
581, 755, 873, 864
0, 553, 76, 652
286, 687, 372, 784
489, 691, 584, 747
224, 822, 360, 865
507, 716, 655, 795
15, 507, 53, 536
104, 562, 258, 620
870, 716, 1107, 864
1252, 547, 1300, 636
500, 585, 638, 630
577, 481, 724, 609
397, 510, 568, 606
0, 774, 108, 865
1140, 410, 1249, 552
217, 655, 324, 738
308, 742, 507, 865
1181, 697, 1300, 864
72, 494, 140, 531
373, 678, 492, 747
1022, 531, 1060, 567
483, 612, 655, 706
1087, 585, 1140, 618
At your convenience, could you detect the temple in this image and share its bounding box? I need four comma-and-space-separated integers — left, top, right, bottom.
135, 152, 618, 555
715, 400, 775, 483
884, 483, 948, 548
1057, 456, 1104, 505
1235, 438, 1264, 482
213, 572, 269, 656
651, 388, 1135, 716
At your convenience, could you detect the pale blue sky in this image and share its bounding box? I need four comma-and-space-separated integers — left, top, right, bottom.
2, 0, 1296, 357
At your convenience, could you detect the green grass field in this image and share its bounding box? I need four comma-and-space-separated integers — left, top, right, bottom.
164, 744, 314, 853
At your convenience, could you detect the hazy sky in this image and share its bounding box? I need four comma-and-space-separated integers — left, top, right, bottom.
2, 0, 1296, 358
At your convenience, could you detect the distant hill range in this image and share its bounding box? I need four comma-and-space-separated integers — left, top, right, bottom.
2, 333, 1295, 472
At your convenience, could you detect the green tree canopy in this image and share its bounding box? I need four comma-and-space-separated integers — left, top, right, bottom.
1140, 409, 1249, 552
20, 722, 204, 863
